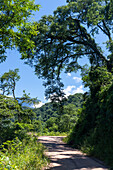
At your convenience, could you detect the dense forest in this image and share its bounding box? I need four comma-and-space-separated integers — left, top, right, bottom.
0, 0, 113, 169
33, 93, 83, 133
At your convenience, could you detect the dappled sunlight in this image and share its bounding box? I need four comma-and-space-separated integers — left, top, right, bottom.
39, 136, 108, 170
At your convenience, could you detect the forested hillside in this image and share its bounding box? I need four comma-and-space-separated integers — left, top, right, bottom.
33, 93, 83, 133
33, 93, 83, 121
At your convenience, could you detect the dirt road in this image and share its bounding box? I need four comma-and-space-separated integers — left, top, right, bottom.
38, 136, 109, 170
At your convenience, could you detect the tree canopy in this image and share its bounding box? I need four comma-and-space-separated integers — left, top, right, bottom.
23, 0, 113, 99
0, 68, 20, 98
0, 0, 40, 62
0, 2, 49, 169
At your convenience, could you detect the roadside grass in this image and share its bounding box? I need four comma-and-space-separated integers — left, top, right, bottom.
0, 135, 49, 170
34, 131, 68, 137
41, 131, 67, 136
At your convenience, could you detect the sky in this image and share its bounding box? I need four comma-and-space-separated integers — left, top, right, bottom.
0, 0, 87, 107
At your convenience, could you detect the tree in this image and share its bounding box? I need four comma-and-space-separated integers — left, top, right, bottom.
0, 69, 20, 99
0, 94, 22, 144
23, 0, 113, 99
0, 70, 39, 143
82, 66, 113, 97
0, 69, 39, 103
59, 104, 79, 132
17, 90, 39, 107
0, 0, 40, 62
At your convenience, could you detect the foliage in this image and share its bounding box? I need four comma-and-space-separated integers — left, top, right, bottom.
23, 0, 113, 99
58, 104, 80, 132
42, 131, 67, 137
0, 0, 40, 62
34, 93, 83, 121
0, 69, 39, 106
0, 69, 39, 144
17, 90, 39, 108
1, 0, 113, 168
64, 93, 83, 107
0, 94, 21, 144
0, 93, 37, 144
22, 0, 113, 167
0, 68, 20, 98
0, 136, 48, 170
0, 71, 46, 169
33, 93, 83, 134
67, 67, 113, 168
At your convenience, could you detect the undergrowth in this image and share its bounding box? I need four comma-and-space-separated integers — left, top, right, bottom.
0, 135, 48, 170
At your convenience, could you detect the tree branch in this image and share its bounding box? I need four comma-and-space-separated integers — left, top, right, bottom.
97, 20, 112, 41
67, 35, 107, 64
97, 23, 108, 36
102, 20, 111, 40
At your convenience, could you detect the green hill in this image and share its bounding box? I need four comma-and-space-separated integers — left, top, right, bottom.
33, 93, 83, 133
33, 93, 83, 121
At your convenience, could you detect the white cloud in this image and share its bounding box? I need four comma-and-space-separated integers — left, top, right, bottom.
67, 73, 71, 77
44, 96, 51, 103
33, 102, 45, 108
73, 85, 84, 94
73, 76, 82, 83
7, 95, 13, 98
64, 85, 84, 97
64, 85, 76, 97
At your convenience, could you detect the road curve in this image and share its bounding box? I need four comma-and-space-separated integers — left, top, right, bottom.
38, 136, 109, 170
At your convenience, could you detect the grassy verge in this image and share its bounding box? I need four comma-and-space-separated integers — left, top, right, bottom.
41, 131, 67, 136
0, 135, 49, 170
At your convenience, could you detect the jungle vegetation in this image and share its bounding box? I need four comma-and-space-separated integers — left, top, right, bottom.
23, 0, 113, 167
0, 1, 48, 169
0, 0, 113, 168
33, 93, 83, 134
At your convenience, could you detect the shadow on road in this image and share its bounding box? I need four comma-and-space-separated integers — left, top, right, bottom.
38, 136, 108, 170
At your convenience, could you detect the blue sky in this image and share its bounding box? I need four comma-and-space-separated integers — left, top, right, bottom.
0, 0, 87, 106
